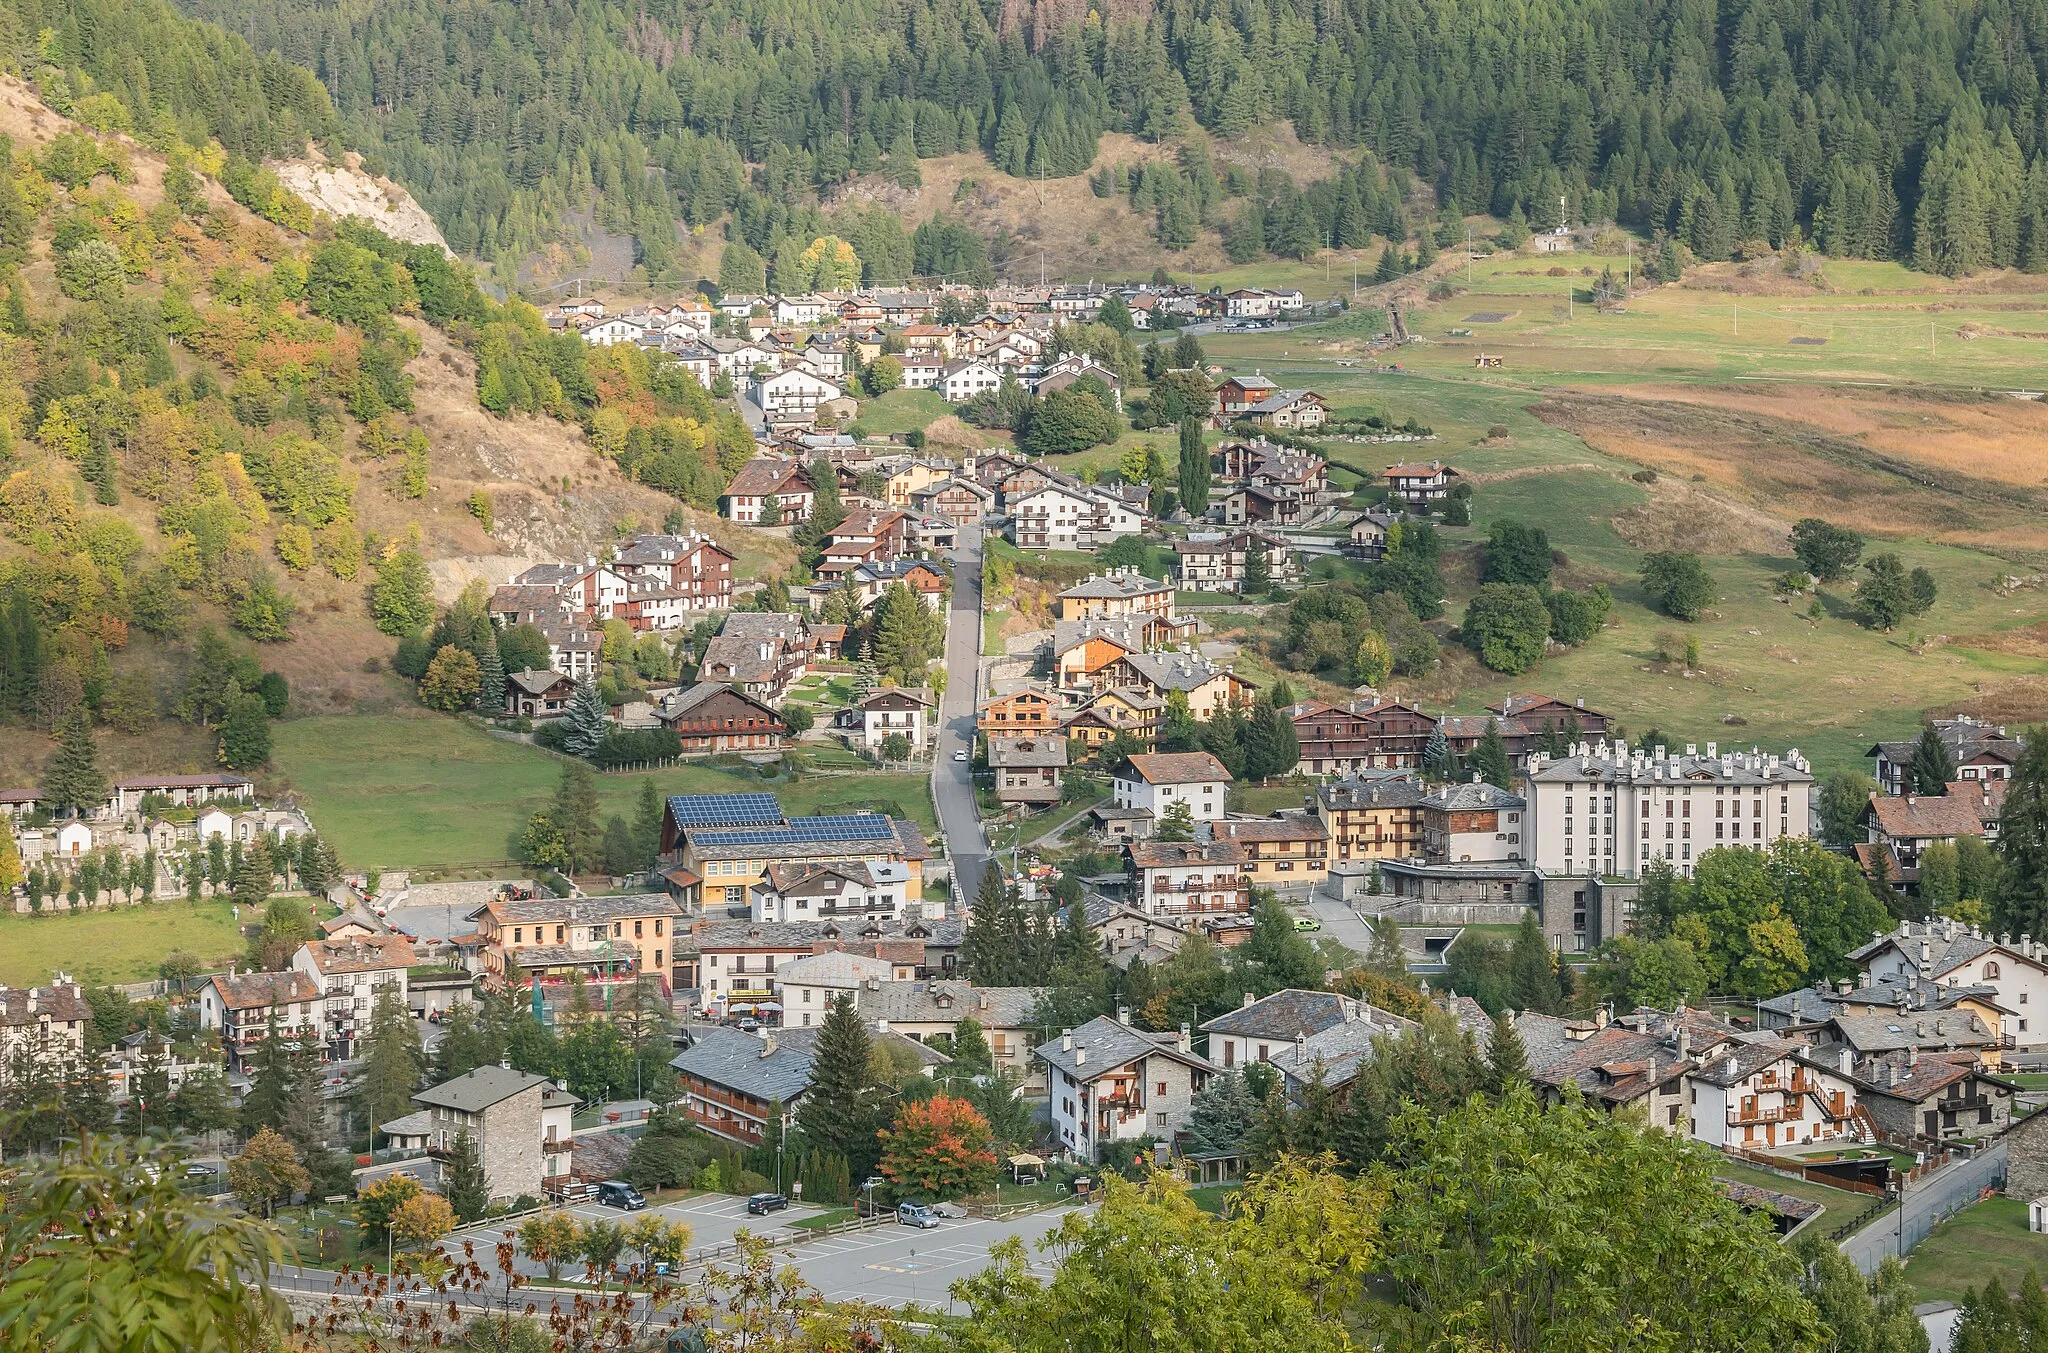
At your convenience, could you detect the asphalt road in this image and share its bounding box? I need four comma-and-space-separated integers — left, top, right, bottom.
792, 1204, 1070, 1310
934, 525, 989, 909
1299, 879, 1379, 956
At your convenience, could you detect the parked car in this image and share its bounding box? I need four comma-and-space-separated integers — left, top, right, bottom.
952, 750, 968, 762
745, 1192, 790, 1216
183, 1164, 218, 1180
897, 1201, 941, 1229
1293, 916, 1322, 933
595, 1180, 647, 1211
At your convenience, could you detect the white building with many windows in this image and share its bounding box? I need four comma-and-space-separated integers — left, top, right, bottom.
1523, 741, 1816, 879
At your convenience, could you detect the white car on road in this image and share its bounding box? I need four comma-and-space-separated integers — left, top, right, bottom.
952, 750, 968, 762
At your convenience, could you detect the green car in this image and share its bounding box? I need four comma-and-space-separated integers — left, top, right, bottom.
1293, 916, 1322, 933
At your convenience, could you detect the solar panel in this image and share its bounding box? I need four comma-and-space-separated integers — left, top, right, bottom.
693, 813, 898, 847
665, 793, 786, 827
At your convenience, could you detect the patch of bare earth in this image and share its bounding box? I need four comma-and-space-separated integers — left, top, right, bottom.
1530, 389, 2048, 557
1610, 475, 1791, 555
1927, 677, 2048, 726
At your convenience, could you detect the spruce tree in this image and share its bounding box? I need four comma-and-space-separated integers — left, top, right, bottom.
1507, 911, 1562, 1015
795, 995, 881, 1178
1994, 735, 2048, 940
632, 779, 665, 867
1908, 725, 1957, 794
240, 1017, 295, 1135
1422, 724, 1452, 779
473, 630, 506, 715
1242, 539, 1271, 596
565, 678, 609, 757
963, 866, 1011, 984
1485, 1011, 1530, 1094
1242, 694, 1282, 782
42, 708, 108, 817
357, 988, 426, 1127
1472, 720, 1514, 791
1267, 699, 1299, 777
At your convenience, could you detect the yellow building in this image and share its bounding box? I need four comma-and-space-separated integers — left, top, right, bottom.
1310, 777, 1430, 865
678, 815, 929, 910
472, 893, 683, 989
1208, 817, 1331, 888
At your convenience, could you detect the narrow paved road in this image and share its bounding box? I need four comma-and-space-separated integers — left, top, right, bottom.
933, 526, 988, 910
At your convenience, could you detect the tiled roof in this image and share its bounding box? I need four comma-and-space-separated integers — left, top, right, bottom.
1866, 782, 2004, 840
1384, 462, 1454, 479
205, 970, 320, 1012
1124, 752, 1231, 786
725, 458, 808, 498
304, 934, 417, 974
476, 893, 682, 925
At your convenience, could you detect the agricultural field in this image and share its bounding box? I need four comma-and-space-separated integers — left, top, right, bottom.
271, 712, 936, 873
1197, 256, 2048, 777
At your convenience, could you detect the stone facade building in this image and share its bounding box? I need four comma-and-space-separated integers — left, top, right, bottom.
409, 1065, 580, 1202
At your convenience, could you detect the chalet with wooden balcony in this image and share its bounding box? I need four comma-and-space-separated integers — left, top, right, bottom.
1687, 1036, 1863, 1151
291, 934, 416, 1062
1310, 775, 1429, 865
670, 1024, 944, 1146
977, 686, 1060, 737
1205, 815, 1330, 892
1517, 1006, 1749, 1136
194, 969, 323, 1073
1286, 699, 1435, 777
1125, 838, 1250, 917
989, 736, 1067, 807
1038, 1015, 1213, 1162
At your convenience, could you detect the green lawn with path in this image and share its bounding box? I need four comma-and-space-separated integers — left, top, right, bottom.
1904, 1197, 2048, 1304
273, 712, 935, 871
1711, 1161, 1862, 1233
0, 898, 246, 987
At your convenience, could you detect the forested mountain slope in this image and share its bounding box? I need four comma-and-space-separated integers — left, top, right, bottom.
143, 0, 2048, 282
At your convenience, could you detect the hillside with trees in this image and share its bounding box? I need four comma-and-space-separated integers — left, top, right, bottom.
52, 0, 2028, 283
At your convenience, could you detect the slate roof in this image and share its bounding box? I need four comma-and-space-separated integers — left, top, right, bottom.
1054, 617, 1149, 658
688, 917, 964, 952
1034, 1015, 1213, 1079
1312, 776, 1431, 811
508, 669, 572, 695
1270, 1006, 1419, 1093
1421, 781, 1526, 812
114, 773, 255, 791
1244, 390, 1320, 414
474, 893, 682, 925
669, 1026, 821, 1104
1822, 1011, 1998, 1054
1123, 752, 1232, 786
1690, 1035, 1813, 1087
773, 950, 897, 987
1207, 815, 1327, 844
857, 980, 1045, 1029
1200, 989, 1356, 1039
0, 980, 94, 1026
700, 636, 785, 684
1116, 651, 1252, 695
657, 682, 784, 724
988, 737, 1068, 768
720, 612, 811, 642
413, 1065, 579, 1115
1842, 1050, 1998, 1103
1847, 920, 2032, 979
725, 458, 808, 498
1058, 573, 1170, 601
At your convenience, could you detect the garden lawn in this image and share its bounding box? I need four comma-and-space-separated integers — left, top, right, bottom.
274, 712, 935, 871
1711, 1162, 1861, 1233
1904, 1197, 2048, 1304
0, 898, 246, 987
855, 389, 951, 437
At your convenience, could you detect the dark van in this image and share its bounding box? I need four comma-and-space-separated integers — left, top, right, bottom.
595, 1180, 647, 1211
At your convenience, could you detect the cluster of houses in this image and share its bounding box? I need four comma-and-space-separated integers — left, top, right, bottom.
489, 531, 742, 678
0, 774, 311, 902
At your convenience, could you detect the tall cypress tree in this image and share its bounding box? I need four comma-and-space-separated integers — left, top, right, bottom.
1177, 418, 1209, 516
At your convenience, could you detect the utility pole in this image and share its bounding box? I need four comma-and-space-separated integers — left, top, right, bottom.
1467, 225, 1475, 286
1733, 301, 1739, 338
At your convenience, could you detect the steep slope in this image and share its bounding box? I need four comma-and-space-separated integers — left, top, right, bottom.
0, 66, 783, 798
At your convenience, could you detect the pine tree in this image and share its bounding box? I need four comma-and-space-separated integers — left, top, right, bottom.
1241, 694, 1282, 782
473, 630, 506, 714
357, 989, 426, 1127
795, 995, 881, 1178
1422, 724, 1452, 779
240, 1018, 296, 1135
1485, 1011, 1530, 1094
442, 1129, 490, 1223
565, 678, 609, 757
42, 709, 108, 817
963, 867, 1012, 984
1908, 725, 1957, 795
1508, 911, 1562, 1014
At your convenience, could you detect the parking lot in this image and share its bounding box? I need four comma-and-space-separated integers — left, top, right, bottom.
437, 1189, 1081, 1309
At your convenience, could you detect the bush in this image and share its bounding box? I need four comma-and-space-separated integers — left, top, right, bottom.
1641, 551, 1714, 621
1462, 583, 1552, 675
729, 1168, 770, 1196
1631, 469, 1658, 484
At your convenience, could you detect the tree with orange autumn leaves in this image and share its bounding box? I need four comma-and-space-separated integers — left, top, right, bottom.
876, 1094, 998, 1199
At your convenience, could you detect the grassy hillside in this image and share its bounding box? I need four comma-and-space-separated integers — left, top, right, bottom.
1198, 255, 2048, 776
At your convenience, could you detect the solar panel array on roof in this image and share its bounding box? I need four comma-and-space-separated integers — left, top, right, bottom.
693, 814, 898, 847
665, 793, 786, 827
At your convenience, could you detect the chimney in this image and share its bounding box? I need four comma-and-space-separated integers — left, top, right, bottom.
1242, 990, 1256, 1009
501, 1057, 512, 1070
1908, 1046, 1919, 1069
1075, 1047, 1087, 1066
1295, 1032, 1309, 1066
1117, 1006, 1131, 1026
1634, 1012, 1648, 1035
1061, 1030, 1073, 1052
1179, 1023, 1192, 1053
1675, 1026, 1690, 1061
1594, 1007, 1610, 1030
1837, 1047, 1853, 1075
760, 1032, 777, 1059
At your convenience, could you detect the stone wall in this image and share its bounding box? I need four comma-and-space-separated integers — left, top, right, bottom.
2009, 1111, 2048, 1202
479, 1086, 547, 1202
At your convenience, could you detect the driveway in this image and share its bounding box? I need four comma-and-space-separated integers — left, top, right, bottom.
934, 525, 989, 909
1297, 880, 1379, 957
